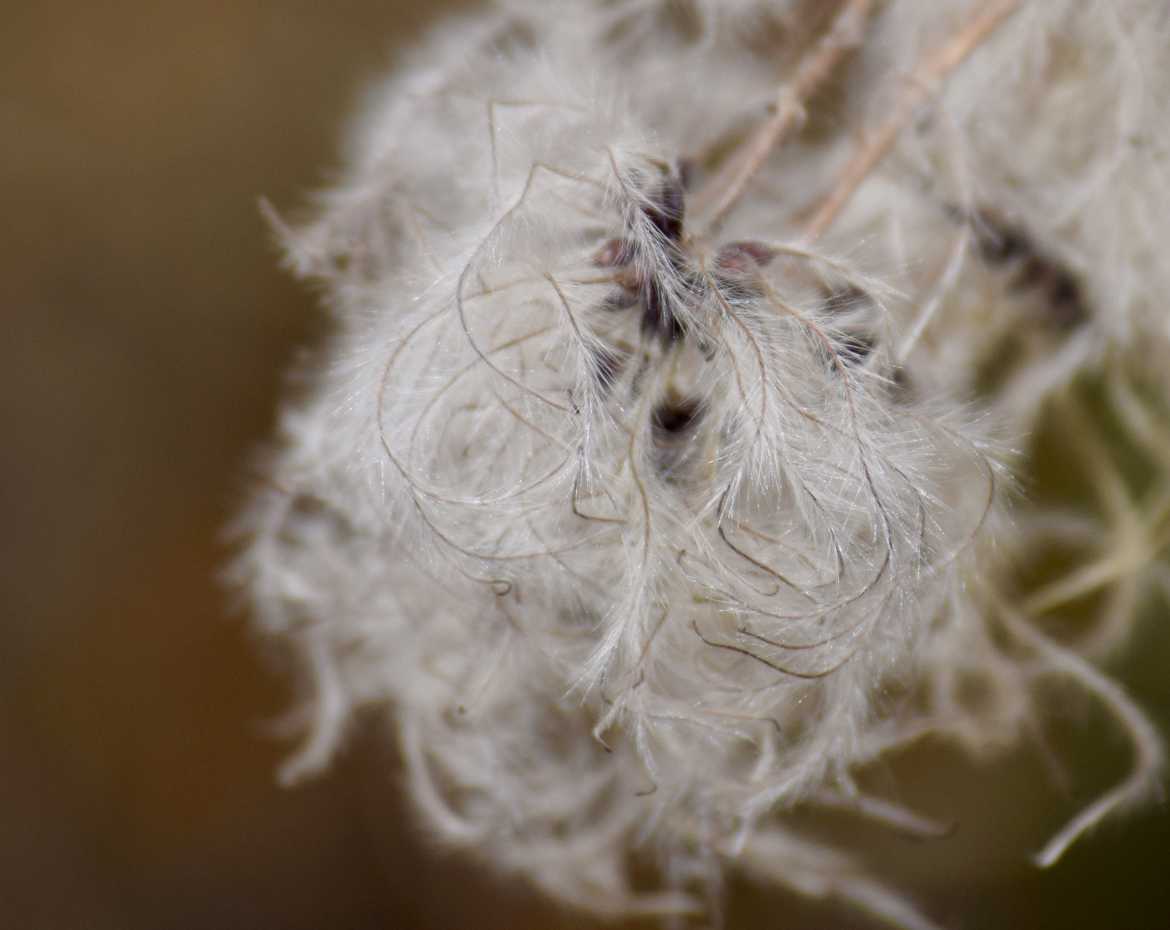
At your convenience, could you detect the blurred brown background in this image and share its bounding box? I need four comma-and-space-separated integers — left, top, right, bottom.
2, 3, 1168, 928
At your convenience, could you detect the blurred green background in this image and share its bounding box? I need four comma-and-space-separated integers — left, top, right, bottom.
2, 2, 1168, 927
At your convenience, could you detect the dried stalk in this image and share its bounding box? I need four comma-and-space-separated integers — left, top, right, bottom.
694, 0, 875, 232
803, 0, 1024, 241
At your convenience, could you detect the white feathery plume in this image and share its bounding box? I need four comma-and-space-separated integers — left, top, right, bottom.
232, 2, 1170, 926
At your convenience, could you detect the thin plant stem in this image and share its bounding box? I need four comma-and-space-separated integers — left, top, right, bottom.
694, 0, 875, 232
803, 0, 1024, 242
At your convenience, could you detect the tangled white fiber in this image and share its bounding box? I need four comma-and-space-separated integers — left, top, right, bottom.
232, 1, 1170, 926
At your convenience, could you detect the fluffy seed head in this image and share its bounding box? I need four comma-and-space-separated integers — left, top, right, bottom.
233, 2, 1169, 925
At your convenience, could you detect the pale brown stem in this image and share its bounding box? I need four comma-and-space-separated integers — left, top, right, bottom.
694, 0, 875, 233
802, 0, 1024, 242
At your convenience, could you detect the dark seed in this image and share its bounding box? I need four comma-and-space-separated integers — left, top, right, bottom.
715, 241, 776, 275
652, 397, 702, 435
962, 207, 1091, 332
835, 331, 874, 366
1046, 271, 1088, 329
643, 175, 686, 243
1012, 256, 1051, 292
641, 277, 683, 342
823, 285, 870, 315
650, 395, 702, 480
977, 223, 1026, 265
601, 288, 639, 312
